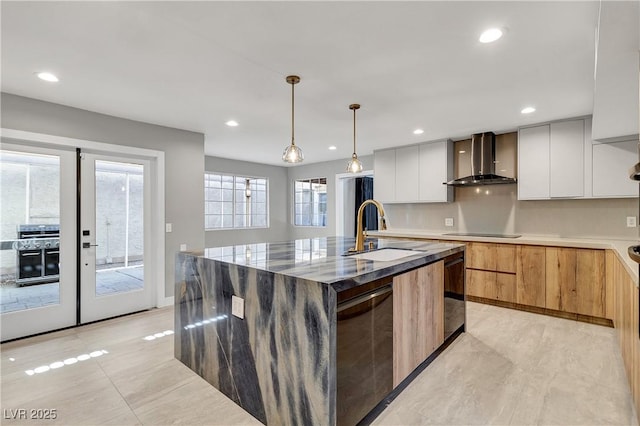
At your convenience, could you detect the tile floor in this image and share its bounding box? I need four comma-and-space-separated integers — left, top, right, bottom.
0, 302, 637, 425
0, 266, 144, 313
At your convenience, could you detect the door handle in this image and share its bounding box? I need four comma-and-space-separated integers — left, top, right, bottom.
82, 242, 99, 249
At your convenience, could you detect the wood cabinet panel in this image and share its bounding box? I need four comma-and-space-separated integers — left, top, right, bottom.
467, 269, 494, 298
546, 247, 578, 313
393, 261, 444, 387
605, 250, 615, 320
576, 249, 606, 317
545, 248, 605, 317
468, 269, 515, 303
496, 273, 517, 303
516, 245, 546, 308
467, 242, 496, 271
496, 244, 516, 273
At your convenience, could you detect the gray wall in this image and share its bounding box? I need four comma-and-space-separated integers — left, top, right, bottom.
287, 155, 374, 240
384, 184, 638, 240
1, 93, 205, 298
205, 156, 289, 247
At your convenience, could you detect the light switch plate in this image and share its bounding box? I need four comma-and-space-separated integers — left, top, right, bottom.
165, 223, 172, 233
180, 244, 187, 251
231, 295, 244, 319
445, 217, 454, 227
627, 216, 637, 227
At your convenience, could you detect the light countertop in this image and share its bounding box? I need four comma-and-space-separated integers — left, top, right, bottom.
368, 229, 639, 287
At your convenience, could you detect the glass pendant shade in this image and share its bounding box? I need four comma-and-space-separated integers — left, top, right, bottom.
283, 75, 304, 163
347, 154, 363, 173
347, 103, 363, 173
282, 144, 304, 163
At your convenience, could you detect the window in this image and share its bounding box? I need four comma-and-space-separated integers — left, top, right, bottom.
205, 173, 268, 230
294, 177, 327, 227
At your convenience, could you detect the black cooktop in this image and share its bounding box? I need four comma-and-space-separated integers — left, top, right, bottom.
442, 232, 522, 239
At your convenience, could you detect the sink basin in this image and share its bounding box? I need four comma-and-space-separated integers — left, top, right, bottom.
348, 248, 425, 262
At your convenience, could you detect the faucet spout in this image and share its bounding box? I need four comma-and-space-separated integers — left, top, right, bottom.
353, 199, 386, 252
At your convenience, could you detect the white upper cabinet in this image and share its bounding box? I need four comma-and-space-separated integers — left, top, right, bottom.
395, 146, 420, 202
419, 140, 453, 202
591, 1, 639, 142
549, 120, 584, 198
592, 140, 638, 198
519, 118, 587, 200
374, 139, 453, 204
518, 124, 550, 200
373, 148, 396, 202
520, 116, 638, 200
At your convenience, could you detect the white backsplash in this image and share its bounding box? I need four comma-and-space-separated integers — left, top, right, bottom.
384, 185, 638, 240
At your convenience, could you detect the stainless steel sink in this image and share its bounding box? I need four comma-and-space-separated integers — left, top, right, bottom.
347, 248, 425, 262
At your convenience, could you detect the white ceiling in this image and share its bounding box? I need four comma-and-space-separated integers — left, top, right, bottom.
1, 1, 599, 167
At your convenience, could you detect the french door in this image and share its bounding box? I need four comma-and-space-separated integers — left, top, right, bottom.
1, 144, 155, 340
0, 143, 77, 341
80, 153, 153, 323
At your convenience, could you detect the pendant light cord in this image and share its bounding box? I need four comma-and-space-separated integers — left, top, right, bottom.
352, 107, 357, 156
291, 81, 295, 146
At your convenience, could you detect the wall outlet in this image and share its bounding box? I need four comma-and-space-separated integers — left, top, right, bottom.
180, 243, 187, 251
231, 295, 244, 319
627, 216, 637, 228
445, 217, 454, 227
165, 223, 172, 233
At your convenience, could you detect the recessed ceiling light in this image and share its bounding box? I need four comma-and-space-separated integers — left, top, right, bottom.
413, 129, 424, 135
328, 145, 337, 150
479, 28, 503, 43
36, 72, 59, 82
521, 107, 536, 114
225, 120, 239, 127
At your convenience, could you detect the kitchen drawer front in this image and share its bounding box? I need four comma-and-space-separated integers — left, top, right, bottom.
466, 242, 496, 271
467, 269, 515, 303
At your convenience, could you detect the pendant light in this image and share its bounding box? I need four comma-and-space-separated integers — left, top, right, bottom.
282, 75, 304, 163
346, 103, 363, 173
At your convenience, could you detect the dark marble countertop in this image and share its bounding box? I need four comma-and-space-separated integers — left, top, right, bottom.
182, 236, 464, 292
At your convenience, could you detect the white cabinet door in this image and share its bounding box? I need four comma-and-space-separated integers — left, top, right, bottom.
419, 140, 452, 202
374, 149, 396, 202
592, 140, 638, 197
518, 125, 550, 200
395, 145, 420, 202
550, 120, 584, 198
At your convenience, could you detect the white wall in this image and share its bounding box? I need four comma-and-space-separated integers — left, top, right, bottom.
1, 93, 205, 298
205, 156, 289, 247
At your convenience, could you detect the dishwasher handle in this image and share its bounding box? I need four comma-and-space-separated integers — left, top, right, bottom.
337, 284, 392, 313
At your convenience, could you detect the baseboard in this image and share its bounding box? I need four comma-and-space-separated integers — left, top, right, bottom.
158, 296, 174, 308
467, 295, 613, 327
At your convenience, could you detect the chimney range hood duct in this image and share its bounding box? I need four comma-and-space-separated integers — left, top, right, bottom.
445, 132, 517, 187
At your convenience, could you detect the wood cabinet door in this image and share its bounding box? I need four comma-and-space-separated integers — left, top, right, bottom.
546, 247, 578, 313
496, 273, 517, 303
496, 244, 516, 273
575, 249, 605, 317
467, 242, 496, 271
393, 261, 444, 387
516, 245, 546, 308
467, 269, 495, 298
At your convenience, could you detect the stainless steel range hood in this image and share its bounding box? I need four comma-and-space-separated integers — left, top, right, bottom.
445, 132, 517, 187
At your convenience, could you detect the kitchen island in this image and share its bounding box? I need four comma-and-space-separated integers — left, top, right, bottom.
175, 237, 465, 425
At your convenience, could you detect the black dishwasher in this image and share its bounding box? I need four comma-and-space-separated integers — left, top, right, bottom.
336, 280, 393, 426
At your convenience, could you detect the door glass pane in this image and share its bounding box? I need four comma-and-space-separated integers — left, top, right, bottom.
0, 151, 60, 313
94, 160, 144, 296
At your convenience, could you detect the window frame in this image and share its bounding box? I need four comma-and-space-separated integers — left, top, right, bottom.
204, 172, 269, 231
293, 177, 328, 228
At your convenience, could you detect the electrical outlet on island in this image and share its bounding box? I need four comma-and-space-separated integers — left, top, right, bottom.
232, 295, 245, 319
445, 218, 454, 227
627, 216, 637, 228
